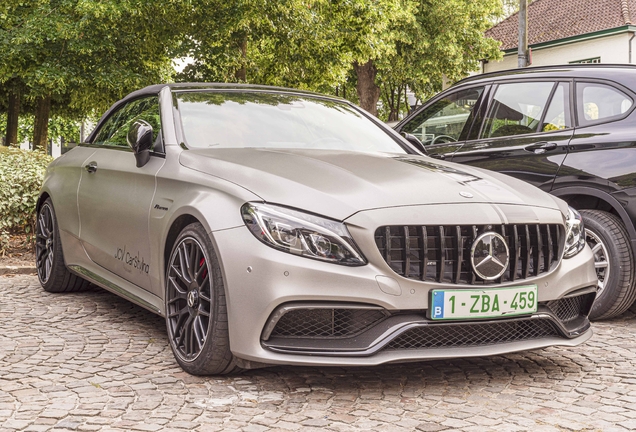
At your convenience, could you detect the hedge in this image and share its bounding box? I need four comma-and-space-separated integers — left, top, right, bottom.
0, 146, 53, 252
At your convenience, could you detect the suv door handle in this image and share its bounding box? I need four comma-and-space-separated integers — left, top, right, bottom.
525, 142, 558, 154
84, 161, 98, 173
429, 153, 446, 160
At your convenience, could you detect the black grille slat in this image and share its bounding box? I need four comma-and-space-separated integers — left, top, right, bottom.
471, 226, 478, 285
512, 225, 519, 281
534, 225, 542, 276
546, 225, 553, 271
524, 225, 531, 279
376, 224, 563, 285
438, 226, 445, 283
420, 226, 427, 282
403, 226, 411, 278
384, 226, 392, 268
386, 319, 560, 350
455, 226, 462, 284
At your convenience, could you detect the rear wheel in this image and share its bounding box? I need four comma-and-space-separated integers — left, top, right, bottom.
36, 198, 90, 293
165, 222, 240, 375
580, 210, 636, 320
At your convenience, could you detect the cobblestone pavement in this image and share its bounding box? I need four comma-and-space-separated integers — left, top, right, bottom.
2, 275, 636, 432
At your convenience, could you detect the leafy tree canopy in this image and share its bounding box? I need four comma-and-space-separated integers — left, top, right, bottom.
1, 0, 504, 146
0, 0, 185, 148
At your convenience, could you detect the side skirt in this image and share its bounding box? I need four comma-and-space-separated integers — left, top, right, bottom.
68, 264, 165, 317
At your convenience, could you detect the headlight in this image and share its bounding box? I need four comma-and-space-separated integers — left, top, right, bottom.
564, 207, 586, 258
241, 203, 367, 266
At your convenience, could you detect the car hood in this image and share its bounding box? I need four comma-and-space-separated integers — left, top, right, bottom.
180, 148, 563, 220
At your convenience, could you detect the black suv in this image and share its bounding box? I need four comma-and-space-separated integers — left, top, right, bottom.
395, 64, 636, 320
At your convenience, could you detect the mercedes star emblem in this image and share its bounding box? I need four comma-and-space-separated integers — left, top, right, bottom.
187, 290, 197, 308
471, 232, 510, 280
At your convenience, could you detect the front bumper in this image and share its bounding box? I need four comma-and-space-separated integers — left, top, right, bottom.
212, 218, 597, 368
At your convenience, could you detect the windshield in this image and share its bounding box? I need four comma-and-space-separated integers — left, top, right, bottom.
175, 91, 407, 154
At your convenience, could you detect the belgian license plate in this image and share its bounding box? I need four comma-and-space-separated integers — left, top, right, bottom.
430, 285, 538, 320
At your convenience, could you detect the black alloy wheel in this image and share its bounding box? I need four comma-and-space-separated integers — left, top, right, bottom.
580, 210, 636, 320
166, 236, 212, 361
165, 222, 239, 375
36, 202, 55, 284
35, 198, 90, 293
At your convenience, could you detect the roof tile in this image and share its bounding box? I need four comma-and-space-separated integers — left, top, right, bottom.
487, 0, 634, 50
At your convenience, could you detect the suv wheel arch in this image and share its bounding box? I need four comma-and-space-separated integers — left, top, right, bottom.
551, 186, 636, 243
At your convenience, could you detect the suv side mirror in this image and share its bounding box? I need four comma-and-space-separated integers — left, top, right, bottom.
127, 120, 153, 168
401, 132, 428, 155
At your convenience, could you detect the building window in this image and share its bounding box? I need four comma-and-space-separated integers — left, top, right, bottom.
570, 57, 601, 64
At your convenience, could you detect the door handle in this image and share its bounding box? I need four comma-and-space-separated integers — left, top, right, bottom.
524, 142, 558, 154
429, 153, 446, 160
84, 161, 98, 173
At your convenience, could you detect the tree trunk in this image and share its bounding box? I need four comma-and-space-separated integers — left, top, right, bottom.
5, 89, 20, 146
404, 85, 411, 114
33, 95, 51, 152
235, 36, 247, 82
353, 60, 380, 116
387, 84, 400, 122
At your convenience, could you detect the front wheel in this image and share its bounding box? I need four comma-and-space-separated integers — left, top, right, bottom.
165, 222, 240, 375
580, 210, 636, 320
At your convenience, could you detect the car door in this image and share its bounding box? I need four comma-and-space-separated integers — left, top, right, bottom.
555, 80, 636, 192
396, 86, 488, 159
450, 80, 573, 191
77, 96, 164, 290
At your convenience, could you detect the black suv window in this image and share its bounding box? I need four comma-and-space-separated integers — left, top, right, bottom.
542, 83, 571, 132
481, 82, 554, 138
576, 82, 633, 126
92, 97, 161, 148
400, 87, 483, 145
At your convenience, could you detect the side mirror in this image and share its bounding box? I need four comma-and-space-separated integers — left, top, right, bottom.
127, 120, 153, 168
401, 132, 428, 155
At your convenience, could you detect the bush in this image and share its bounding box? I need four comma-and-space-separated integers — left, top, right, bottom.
0, 146, 53, 252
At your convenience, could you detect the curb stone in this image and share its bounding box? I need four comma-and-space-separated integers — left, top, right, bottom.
0, 265, 37, 276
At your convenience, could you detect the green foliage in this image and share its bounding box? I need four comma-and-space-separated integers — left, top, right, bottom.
0, 146, 52, 251
47, 115, 81, 145
1, 0, 506, 134
176, 0, 503, 120
0, 0, 183, 115
0, 113, 81, 145
177, 0, 414, 93
377, 0, 503, 120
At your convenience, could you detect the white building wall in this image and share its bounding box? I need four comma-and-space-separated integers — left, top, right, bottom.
484, 33, 632, 73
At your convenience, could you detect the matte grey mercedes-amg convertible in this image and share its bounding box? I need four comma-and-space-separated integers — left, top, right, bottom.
35, 84, 597, 375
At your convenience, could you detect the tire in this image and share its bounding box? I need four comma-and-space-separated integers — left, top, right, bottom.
165, 222, 241, 375
35, 198, 91, 293
580, 210, 636, 320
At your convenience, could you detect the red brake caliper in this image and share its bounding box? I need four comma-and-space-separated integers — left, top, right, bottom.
199, 257, 208, 280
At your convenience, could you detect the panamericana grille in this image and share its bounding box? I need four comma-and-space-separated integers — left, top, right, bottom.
386, 319, 560, 350
547, 292, 596, 322
270, 308, 387, 339
375, 224, 563, 284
